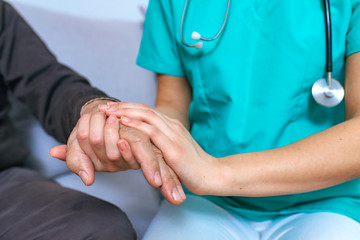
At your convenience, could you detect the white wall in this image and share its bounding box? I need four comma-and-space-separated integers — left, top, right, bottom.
6, 0, 149, 21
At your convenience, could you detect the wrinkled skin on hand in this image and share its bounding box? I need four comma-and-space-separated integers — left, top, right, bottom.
50, 101, 185, 205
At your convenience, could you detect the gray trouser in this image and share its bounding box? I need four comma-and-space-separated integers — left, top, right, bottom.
0, 167, 136, 240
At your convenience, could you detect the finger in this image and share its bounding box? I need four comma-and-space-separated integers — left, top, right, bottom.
168, 167, 186, 201
77, 114, 99, 165
103, 115, 122, 162
119, 123, 160, 178
120, 117, 176, 163
49, 145, 67, 161
170, 168, 187, 201
158, 157, 186, 205
67, 131, 96, 186
98, 105, 108, 113
119, 117, 186, 203
153, 145, 186, 203
98, 102, 125, 113
88, 112, 108, 163
102, 102, 153, 117
117, 139, 140, 169
118, 109, 172, 137
98, 102, 119, 113
127, 140, 162, 188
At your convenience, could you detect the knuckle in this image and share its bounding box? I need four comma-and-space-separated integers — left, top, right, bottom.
107, 152, 120, 162
149, 127, 159, 138
172, 119, 185, 131
144, 109, 155, 118
77, 129, 89, 141
90, 135, 103, 147
169, 145, 183, 159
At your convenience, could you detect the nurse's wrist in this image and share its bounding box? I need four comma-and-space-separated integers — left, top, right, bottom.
196, 155, 226, 196
202, 155, 245, 196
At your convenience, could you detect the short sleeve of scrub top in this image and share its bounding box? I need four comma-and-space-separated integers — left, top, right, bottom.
137, 0, 185, 77
138, 0, 360, 223
346, 2, 360, 56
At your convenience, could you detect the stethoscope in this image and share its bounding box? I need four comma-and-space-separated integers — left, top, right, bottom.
181, 0, 344, 107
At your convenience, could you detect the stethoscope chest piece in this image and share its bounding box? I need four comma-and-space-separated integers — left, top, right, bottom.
312, 78, 344, 107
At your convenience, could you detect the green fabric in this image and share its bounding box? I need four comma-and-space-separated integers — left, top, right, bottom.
137, 0, 360, 222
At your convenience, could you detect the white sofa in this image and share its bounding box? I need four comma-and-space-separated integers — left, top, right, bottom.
8, 1, 159, 238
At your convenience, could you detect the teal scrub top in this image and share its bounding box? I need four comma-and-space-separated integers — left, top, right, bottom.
137, 0, 360, 222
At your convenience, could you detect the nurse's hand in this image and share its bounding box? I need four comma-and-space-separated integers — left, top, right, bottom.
116, 121, 186, 204
101, 102, 220, 195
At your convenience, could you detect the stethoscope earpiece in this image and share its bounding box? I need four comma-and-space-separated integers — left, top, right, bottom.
192, 32, 203, 48
194, 42, 203, 49
191, 32, 201, 40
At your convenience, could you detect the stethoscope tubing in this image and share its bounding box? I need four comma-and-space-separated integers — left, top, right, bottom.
181, 0, 344, 107
324, 0, 333, 74
182, 0, 332, 71
180, 0, 231, 47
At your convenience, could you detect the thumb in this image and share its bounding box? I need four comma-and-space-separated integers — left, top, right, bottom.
49, 145, 67, 161
66, 138, 96, 186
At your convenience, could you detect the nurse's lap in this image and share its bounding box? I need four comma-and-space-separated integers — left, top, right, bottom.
142, 195, 360, 240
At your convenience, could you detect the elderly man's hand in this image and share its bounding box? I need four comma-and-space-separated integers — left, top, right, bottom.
50, 100, 185, 205
119, 123, 186, 204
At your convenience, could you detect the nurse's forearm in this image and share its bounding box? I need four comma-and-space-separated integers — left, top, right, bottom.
206, 117, 360, 197
155, 74, 192, 130
154, 105, 190, 130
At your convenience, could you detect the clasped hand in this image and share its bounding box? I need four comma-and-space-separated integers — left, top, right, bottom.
100, 102, 219, 196
50, 101, 186, 205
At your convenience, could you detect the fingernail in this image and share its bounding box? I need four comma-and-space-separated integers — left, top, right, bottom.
98, 104, 109, 110
79, 171, 89, 185
172, 188, 181, 202
107, 115, 116, 124
177, 185, 186, 200
121, 116, 131, 123
154, 171, 162, 186
119, 140, 126, 151
106, 107, 116, 112
107, 102, 117, 106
